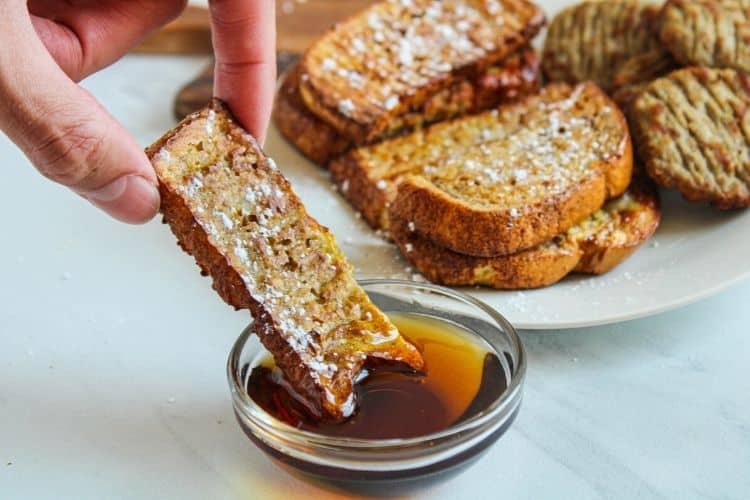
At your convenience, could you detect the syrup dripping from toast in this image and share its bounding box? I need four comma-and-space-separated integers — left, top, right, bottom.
245, 314, 506, 439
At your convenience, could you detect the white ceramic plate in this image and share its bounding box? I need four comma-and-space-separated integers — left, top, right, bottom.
263, 0, 750, 330
266, 115, 750, 331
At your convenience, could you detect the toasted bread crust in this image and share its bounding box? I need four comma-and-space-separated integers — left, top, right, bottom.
275, 47, 542, 167
543, 1, 661, 90
148, 100, 422, 421
473, 47, 542, 108
391, 171, 608, 257
331, 150, 397, 229
273, 65, 351, 166
299, 0, 545, 143
392, 215, 582, 289
390, 178, 660, 289
631, 67, 750, 209
572, 178, 661, 274
387, 83, 633, 257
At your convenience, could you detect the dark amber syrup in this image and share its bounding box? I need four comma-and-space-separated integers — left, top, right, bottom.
245, 313, 507, 439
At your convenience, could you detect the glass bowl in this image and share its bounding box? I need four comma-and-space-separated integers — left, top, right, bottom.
227, 279, 526, 490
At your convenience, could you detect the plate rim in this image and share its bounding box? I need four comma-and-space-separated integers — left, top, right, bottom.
507, 270, 750, 330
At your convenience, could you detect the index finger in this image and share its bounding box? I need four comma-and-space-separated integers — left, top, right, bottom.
209, 0, 276, 144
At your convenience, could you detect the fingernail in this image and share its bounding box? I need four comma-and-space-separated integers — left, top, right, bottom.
84, 176, 129, 202
82, 175, 160, 224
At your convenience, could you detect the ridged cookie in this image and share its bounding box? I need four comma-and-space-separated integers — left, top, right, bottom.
632, 67, 750, 209
543, 1, 661, 90
390, 178, 660, 289
660, 0, 750, 73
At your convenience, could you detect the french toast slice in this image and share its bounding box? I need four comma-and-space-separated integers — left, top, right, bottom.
147, 100, 423, 421
389, 82, 633, 257
542, 1, 661, 91
274, 46, 541, 166
390, 177, 660, 289
299, 0, 545, 144
337, 82, 632, 254
330, 107, 540, 231
273, 64, 352, 166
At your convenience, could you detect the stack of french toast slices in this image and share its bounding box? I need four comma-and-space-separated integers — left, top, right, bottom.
275, 0, 545, 166
274, 0, 668, 290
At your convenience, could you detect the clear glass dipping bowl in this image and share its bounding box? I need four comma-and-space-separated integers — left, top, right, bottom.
227, 279, 526, 491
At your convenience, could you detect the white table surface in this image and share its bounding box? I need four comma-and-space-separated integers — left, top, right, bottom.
1, 53, 749, 500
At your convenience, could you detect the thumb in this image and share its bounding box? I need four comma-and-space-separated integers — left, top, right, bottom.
0, 5, 159, 224
9, 93, 161, 224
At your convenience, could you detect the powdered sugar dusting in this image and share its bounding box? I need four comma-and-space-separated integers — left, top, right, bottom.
205, 109, 216, 135
422, 84, 622, 206
217, 211, 234, 229
307, 0, 520, 118
384, 95, 400, 110
338, 99, 355, 116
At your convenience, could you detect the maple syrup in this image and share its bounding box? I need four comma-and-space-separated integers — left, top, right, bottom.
245, 313, 507, 439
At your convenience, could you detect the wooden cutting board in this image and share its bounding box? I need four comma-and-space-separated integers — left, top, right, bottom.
274, 0, 377, 53
134, 6, 213, 55
132, 1, 378, 119
135, 1, 376, 54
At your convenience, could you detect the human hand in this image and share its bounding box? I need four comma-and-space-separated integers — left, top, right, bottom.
0, 0, 276, 224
